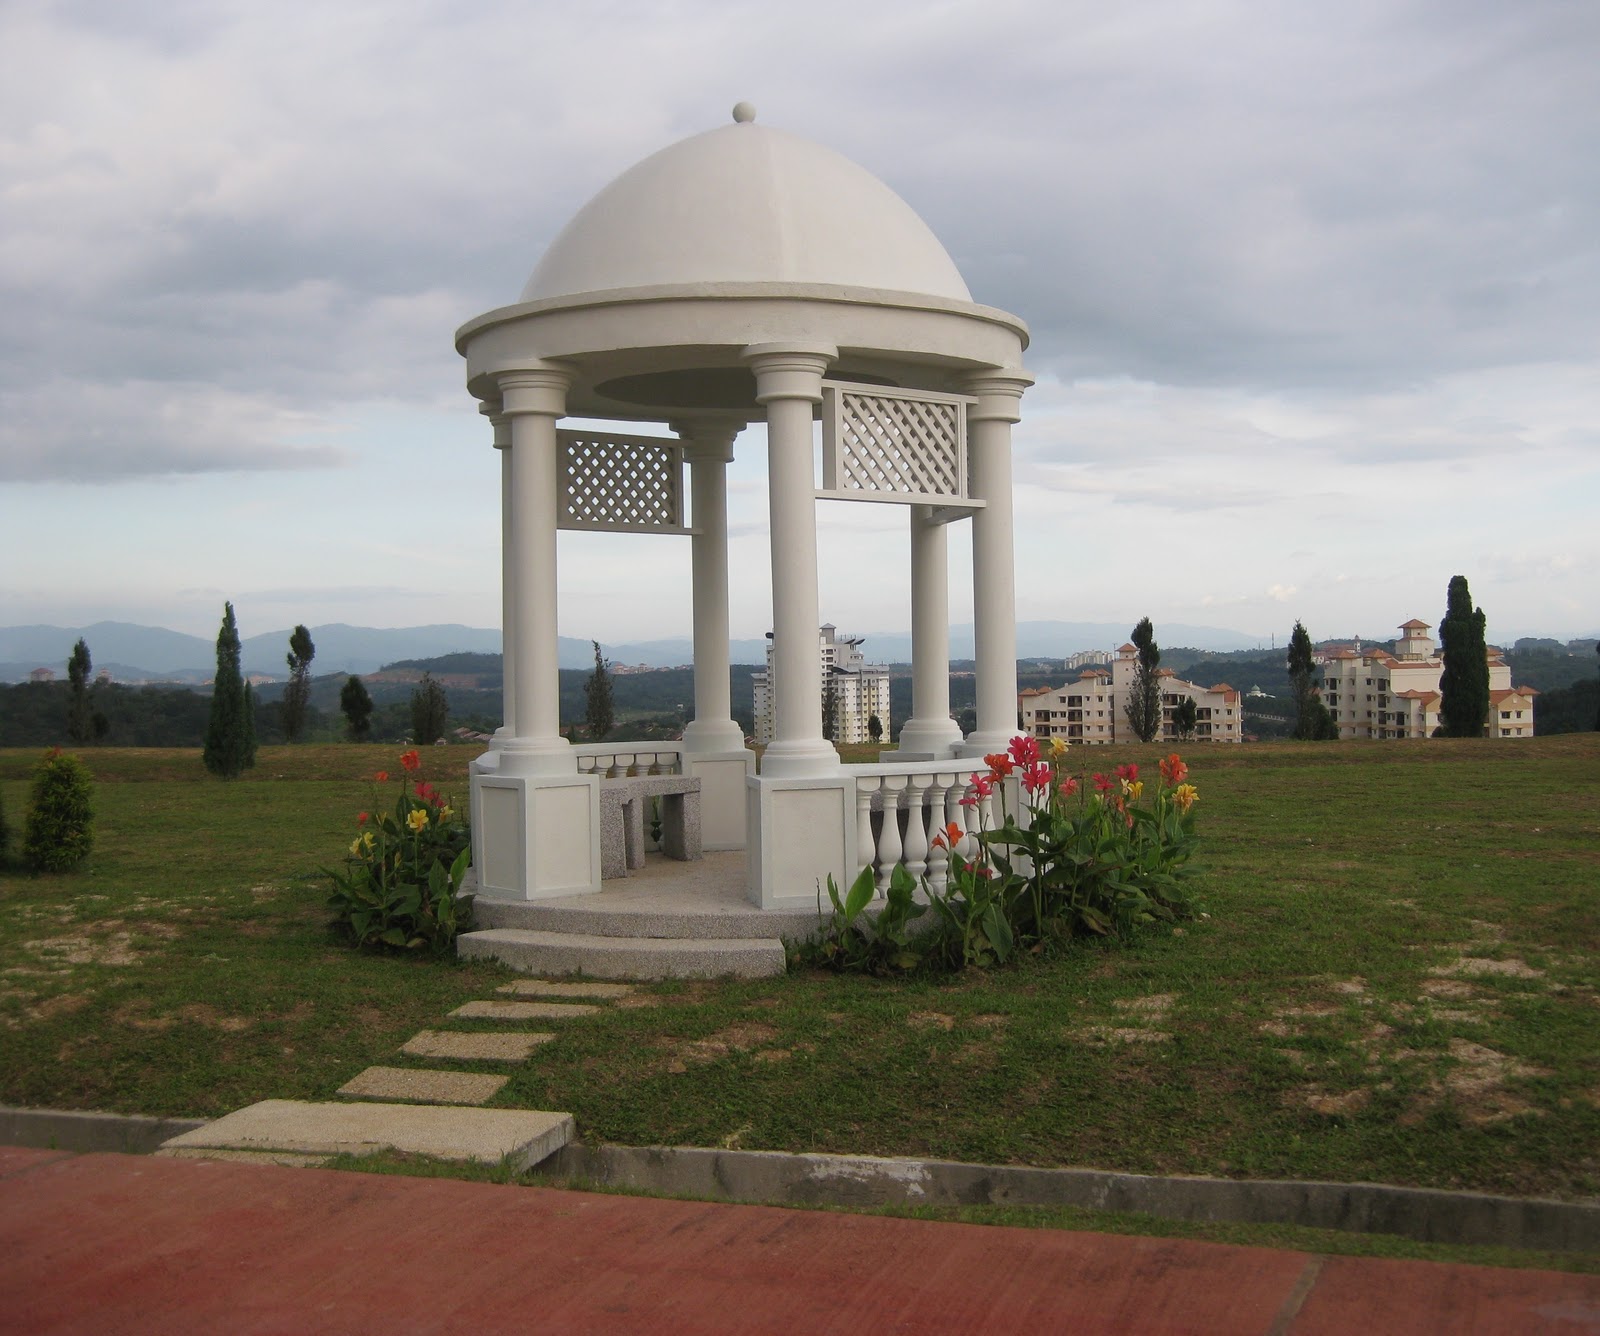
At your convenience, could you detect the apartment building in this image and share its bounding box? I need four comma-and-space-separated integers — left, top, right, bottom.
752, 624, 891, 746
1317, 620, 1536, 738
1019, 643, 1242, 745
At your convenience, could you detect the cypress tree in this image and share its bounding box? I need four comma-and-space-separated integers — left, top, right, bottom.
584, 641, 614, 742
66, 639, 92, 744
1124, 618, 1163, 743
410, 671, 449, 745
340, 675, 374, 740
1438, 575, 1490, 737
282, 624, 315, 742
1287, 620, 1324, 740
204, 602, 250, 777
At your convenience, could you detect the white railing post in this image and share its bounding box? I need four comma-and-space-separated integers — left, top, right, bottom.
877, 776, 906, 891
903, 775, 930, 882
855, 776, 879, 883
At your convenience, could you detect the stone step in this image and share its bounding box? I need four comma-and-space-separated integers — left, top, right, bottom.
449, 1000, 600, 1022
458, 928, 786, 980
157, 1099, 572, 1171
338, 1067, 507, 1106
472, 897, 824, 942
401, 1030, 555, 1062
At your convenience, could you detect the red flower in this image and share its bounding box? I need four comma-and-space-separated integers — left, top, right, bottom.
356, 811, 369, 825
1092, 773, 1113, 794
399, 749, 422, 774
414, 781, 434, 800
983, 752, 1015, 778
1159, 753, 1189, 785
1115, 763, 1139, 783
373, 771, 389, 783
968, 772, 994, 799
1021, 761, 1053, 795
1058, 777, 1079, 798
931, 821, 965, 851
1008, 734, 1040, 767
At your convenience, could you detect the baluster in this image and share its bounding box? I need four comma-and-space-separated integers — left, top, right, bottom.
855, 777, 879, 882
877, 776, 906, 892
925, 775, 949, 895
903, 775, 929, 883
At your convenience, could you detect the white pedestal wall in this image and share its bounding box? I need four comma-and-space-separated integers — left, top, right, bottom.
745, 774, 856, 910
685, 750, 757, 851
471, 770, 602, 901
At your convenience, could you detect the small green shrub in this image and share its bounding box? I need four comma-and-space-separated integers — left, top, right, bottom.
23, 748, 95, 873
326, 748, 472, 952
803, 863, 927, 974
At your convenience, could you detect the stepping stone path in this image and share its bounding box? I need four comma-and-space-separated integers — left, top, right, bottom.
401, 1030, 554, 1063
450, 1000, 601, 1021
161, 979, 638, 1167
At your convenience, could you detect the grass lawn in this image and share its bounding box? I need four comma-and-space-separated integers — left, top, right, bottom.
2, 737, 1597, 1215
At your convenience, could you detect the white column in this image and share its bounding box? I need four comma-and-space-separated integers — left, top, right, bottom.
497, 364, 576, 776
482, 401, 515, 745
896, 503, 962, 758
963, 371, 1033, 756
675, 417, 747, 754
744, 342, 838, 778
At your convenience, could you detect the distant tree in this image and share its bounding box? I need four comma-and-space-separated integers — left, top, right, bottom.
66, 639, 92, 744
1124, 618, 1163, 743
584, 641, 614, 742
0, 786, 10, 865
282, 625, 315, 742
22, 748, 94, 873
1172, 696, 1198, 740
821, 674, 840, 744
242, 681, 258, 767
410, 671, 449, 745
340, 675, 374, 740
1438, 576, 1490, 737
203, 603, 253, 777
867, 713, 883, 744
1286, 620, 1328, 741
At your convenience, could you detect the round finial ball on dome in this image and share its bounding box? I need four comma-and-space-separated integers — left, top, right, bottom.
732, 101, 757, 124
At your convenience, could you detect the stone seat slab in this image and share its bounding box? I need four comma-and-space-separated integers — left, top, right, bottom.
400, 1030, 555, 1063
339, 1067, 507, 1106
158, 1099, 573, 1170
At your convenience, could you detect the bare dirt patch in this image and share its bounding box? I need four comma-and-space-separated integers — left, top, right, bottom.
1420, 979, 1478, 1000
174, 1003, 252, 1032
751, 1048, 790, 1064
1077, 1026, 1172, 1046
1431, 957, 1544, 980
908, 1011, 956, 1031
1291, 1087, 1371, 1117
1114, 993, 1177, 1018
968, 1013, 1008, 1029
660, 1022, 780, 1067
26, 993, 91, 1023
1329, 978, 1367, 996
23, 933, 139, 967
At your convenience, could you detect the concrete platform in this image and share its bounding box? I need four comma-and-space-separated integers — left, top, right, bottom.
154, 1099, 572, 1170
400, 1030, 555, 1062
4, 1147, 1597, 1334
458, 927, 787, 980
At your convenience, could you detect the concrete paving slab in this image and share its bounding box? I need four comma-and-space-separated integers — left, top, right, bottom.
449, 999, 601, 1021
338, 1067, 508, 1105
158, 1148, 332, 1168
157, 1099, 572, 1169
400, 1030, 554, 1062
7, 1151, 1598, 1334
495, 979, 636, 999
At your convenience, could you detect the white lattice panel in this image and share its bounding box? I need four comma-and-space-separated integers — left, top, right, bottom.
820, 382, 974, 506
557, 430, 687, 534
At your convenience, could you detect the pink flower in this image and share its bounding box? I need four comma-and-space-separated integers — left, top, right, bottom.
1058, 777, 1079, 798
968, 772, 994, 798
1092, 773, 1113, 794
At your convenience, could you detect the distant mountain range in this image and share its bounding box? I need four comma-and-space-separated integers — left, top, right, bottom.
0, 618, 1275, 684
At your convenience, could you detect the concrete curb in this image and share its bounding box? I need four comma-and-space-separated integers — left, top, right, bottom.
0, 1106, 208, 1156
539, 1144, 1600, 1254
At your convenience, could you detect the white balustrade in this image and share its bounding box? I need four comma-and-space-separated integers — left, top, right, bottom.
573, 743, 684, 778
845, 759, 1013, 893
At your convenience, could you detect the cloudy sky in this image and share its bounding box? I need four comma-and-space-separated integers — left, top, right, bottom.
3, 0, 1596, 649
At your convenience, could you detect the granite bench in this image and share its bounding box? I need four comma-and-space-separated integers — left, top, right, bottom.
598, 774, 702, 880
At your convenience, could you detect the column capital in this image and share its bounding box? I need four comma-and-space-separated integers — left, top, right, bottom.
961, 369, 1034, 423
496, 363, 575, 417
671, 417, 744, 463
478, 398, 511, 449
742, 343, 836, 404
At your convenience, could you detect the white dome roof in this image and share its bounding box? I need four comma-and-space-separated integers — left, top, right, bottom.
520, 116, 972, 304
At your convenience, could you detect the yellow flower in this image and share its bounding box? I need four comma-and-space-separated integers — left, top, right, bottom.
438, 806, 453, 821
1174, 783, 1198, 813
406, 808, 429, 833
1121, 779, 1144, 800
362, 831, 376, 849
1047, 737, 1067, 760
348, 837, 362, 857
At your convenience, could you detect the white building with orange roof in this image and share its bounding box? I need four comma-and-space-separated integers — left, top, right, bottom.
1019, 644, 1242, 745
1316, 621, 1535, 738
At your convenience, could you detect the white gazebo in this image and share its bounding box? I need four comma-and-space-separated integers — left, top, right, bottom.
457, 104, 1030, 912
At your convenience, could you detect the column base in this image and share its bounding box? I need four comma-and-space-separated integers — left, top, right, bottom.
681, 718, 748, 753
497, 736, 577, 778
958, 729, 1021, 759
894, 717, 964, 761
757, 739, 841, 780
